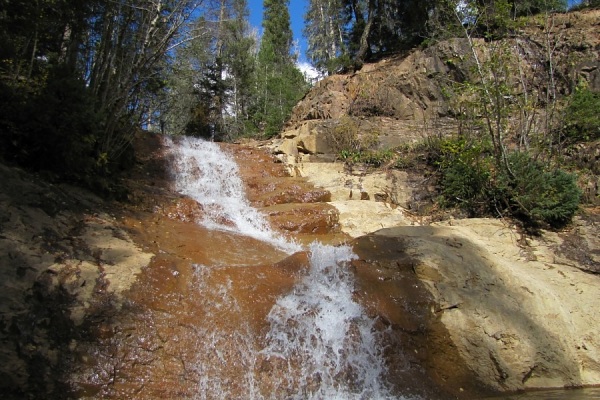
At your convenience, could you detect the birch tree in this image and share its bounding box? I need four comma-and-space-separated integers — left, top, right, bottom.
304, 0, 347, 74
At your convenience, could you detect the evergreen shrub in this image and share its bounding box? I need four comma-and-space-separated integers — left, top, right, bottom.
432, 137, 581, 228
498, 152, 581, 228
436, 137, 494, 216
564, 83, 600, 142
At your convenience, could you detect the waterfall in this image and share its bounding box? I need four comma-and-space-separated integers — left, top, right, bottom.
165, 135, 301, 254
165, 136, 408, 399
260, 242, 396, 399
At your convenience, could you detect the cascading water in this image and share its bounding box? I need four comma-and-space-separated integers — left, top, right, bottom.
165, 136, 411, 399
165, 135, 300, 254
260, 242, 395, 399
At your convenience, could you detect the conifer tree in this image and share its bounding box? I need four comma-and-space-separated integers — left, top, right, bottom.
251, 0, 308, 137
162, 0, 257, 140
304, 0, 436, 70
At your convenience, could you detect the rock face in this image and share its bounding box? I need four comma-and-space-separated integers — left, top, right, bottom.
269, 9, 600, 207
282, 144, 600, 393
364, 219, 600, 392
0, 163, 154, 397
277, 9, 600, 154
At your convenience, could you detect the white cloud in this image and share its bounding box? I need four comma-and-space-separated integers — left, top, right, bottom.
297, 61, 323, 84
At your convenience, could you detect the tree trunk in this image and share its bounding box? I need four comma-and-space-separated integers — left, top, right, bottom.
354, 0, 375, 69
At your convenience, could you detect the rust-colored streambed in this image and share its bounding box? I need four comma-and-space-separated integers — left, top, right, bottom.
65, 134, 475, 399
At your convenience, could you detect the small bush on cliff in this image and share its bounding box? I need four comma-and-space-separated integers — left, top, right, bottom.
497, 152, 581, 228
326, 116, 379, 156
564, 83, 600, 142
339, 148, 394, 167
433, 137, 495, 216
431, 137, 581, 228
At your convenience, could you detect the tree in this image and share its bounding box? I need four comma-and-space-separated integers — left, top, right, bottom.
218, 0, 257, 139
0, 0, 202, 192
304, 0, 436, 70
250, 0, 308, 137
85, 0, 202, 164
160, 0, 257, 140
304, 0, 347, 74
260, 0, 295, 64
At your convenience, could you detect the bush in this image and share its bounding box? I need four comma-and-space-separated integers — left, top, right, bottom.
0, 66, 134, 196
326, 116, 379, 155
432, 137, 495, 215
564, 83, 600, 142
441, 160, 493, 215
498, 152, 581, 228
339, 148, 394, 166
432, 136, 581, 228
25, 66, 104, 182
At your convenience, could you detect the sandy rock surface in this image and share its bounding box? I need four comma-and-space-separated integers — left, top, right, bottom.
291, 161, 414, 237
0, 163, 153, 396
374, 219, 600, 392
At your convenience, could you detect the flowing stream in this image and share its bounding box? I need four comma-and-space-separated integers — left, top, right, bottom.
165, 136, 405, 399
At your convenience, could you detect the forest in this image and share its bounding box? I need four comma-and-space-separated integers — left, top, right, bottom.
0, 0, 598, 215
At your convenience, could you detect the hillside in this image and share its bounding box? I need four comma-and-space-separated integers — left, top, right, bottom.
271, 9, 600, 214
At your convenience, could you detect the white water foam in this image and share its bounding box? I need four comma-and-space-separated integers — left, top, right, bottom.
164, 135, 300, 254
260, 242, 398, 400
190, 244, 405, 400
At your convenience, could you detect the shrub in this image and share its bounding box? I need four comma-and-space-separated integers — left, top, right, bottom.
436, 137, 494, 216
326, 116, 379, 155
25, 66, 104, 182
564, 83, 600, 142
432, 136, 581, 228
498, 152, 581, 228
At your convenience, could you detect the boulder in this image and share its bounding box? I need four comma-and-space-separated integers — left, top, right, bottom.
362, 219, 600, 392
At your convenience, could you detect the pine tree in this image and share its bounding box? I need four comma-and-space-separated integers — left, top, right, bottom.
304, 0, 436, 70
162, 0, 257, 140
250, 0, 308, 137
220, 0, 258, 139
260, 0, 295, 64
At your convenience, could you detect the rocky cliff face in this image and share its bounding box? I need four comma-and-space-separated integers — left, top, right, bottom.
272, 9, 600, 164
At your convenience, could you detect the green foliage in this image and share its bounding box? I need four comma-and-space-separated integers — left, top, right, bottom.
249, 61, 308, 138
246, 0, 308, 138
434, 137, 494, 215
428, 136, 581, 228
339, 148, 393, 166
564, 83, 600, 142
305, 0, 437, 71
304, 0, 347, 75
426, 137, 581, 228
0, 65, 127, 192
498, 152, 581, 228
261, 0, 294, 64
